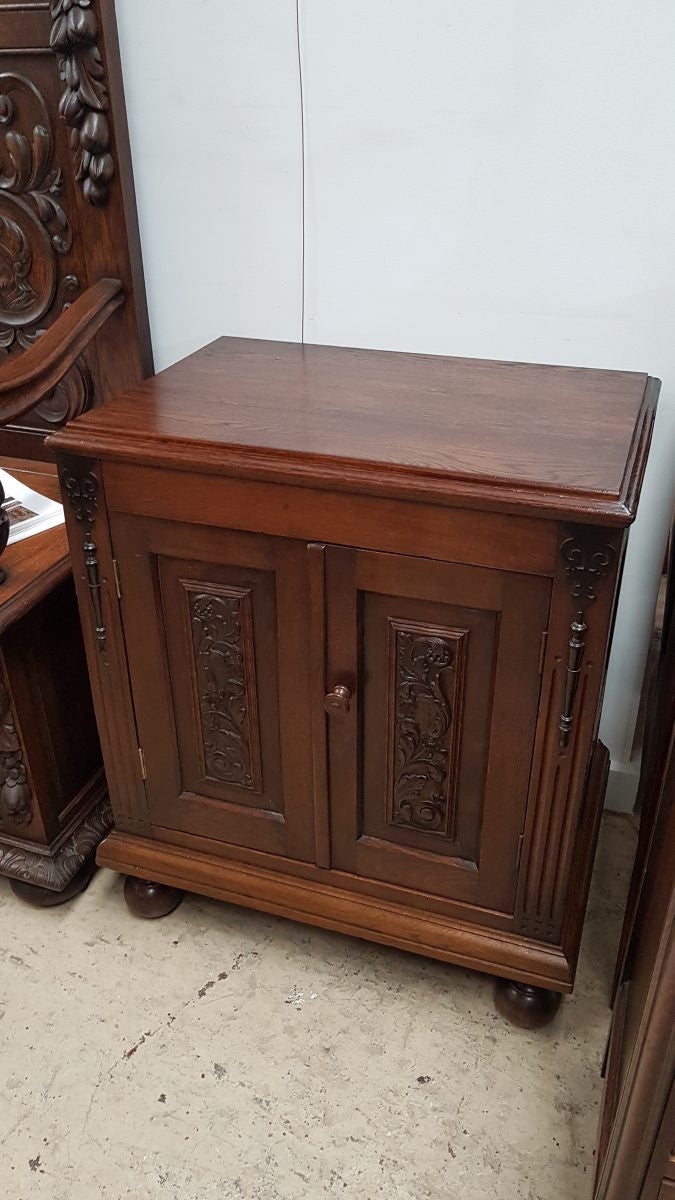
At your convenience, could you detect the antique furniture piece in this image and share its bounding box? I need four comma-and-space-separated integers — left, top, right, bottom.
595, 521, 674, 1199
0, 0, 151, 898
52, 339, 657, 1021
0, 459, 106, 904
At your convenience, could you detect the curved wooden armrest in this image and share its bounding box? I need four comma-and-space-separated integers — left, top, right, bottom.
0, 278, 125, 426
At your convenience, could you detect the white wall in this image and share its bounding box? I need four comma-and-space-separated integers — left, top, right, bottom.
116, 0, 675, 793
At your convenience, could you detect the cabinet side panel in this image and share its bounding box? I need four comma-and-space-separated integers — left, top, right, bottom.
515, 525, 624, 947
57, 455, 150, 834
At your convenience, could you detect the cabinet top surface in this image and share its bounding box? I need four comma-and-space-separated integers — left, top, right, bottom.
51, 338, 657, 523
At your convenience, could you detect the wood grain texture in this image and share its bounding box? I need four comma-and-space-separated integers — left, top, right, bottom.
50, 338, 658, 523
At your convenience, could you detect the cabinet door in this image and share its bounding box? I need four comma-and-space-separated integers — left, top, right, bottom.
110, 514, 315, 861
324, 547, 550, 909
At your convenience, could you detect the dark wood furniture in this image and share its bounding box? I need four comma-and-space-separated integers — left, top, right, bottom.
0, 459, 108, 904
595, 522, 674, 1199
52, 339, 657, 1021
0, 0, 151, 897
0, 0, 151, 458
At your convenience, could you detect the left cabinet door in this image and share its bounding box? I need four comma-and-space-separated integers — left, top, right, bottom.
109, 513, 316, 862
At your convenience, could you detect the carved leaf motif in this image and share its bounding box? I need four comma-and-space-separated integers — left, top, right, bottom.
0, 73, 73, 344
35, 356, 92, 425
189, 590, 261, 792
390, 629, 459, 836
50, 0, 115, 206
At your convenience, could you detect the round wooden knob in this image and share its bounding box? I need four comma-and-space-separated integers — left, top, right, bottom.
323, 684, 352, 714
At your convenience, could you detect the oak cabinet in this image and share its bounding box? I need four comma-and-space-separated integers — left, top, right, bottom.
51, 337, 657, 1024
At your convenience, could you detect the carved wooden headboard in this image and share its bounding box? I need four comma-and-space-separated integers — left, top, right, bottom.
0, 0, 151, 460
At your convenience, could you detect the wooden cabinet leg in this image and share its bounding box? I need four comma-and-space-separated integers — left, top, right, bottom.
494, 978, 562, 1029
123, 876, 184, 919
9, 858, 96, 907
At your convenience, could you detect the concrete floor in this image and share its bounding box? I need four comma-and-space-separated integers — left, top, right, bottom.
1, 813, 636, 1200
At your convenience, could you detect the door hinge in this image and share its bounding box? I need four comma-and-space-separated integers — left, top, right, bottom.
138, 746, 147, 780
112, 558, 122, 600
515, 833, 524, 873
539, 629, 548, 674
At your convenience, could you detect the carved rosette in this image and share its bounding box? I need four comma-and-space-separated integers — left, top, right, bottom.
50, 0, 115, 206
387, 621, 467, 839
0, 676, 33, 828
61, 468, 106, 650
189, 587, 263, 792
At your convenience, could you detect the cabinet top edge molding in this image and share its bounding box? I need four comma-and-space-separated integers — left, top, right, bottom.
49, 338, 659, 525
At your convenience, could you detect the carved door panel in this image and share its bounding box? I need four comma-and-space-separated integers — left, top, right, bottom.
325, 547, 551, 908
109, 514, 316, 862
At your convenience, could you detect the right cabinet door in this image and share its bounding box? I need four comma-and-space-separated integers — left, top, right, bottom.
325, 547, 551, 910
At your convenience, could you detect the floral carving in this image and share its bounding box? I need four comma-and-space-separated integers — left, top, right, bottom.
0, 677, 32, 828
0, 72, 72, 345
561, 539, 616, 607
189, 588, 262, 792
51, 0, 115, 206
388, 623, 466, 838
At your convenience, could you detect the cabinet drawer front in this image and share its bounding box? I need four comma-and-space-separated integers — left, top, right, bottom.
109, 514, 315, 861
325, 548, 551, 909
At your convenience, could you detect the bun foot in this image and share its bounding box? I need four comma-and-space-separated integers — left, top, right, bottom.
124, 876, 183, 919
494, 979, 562, 1029
9, 857, 96, 907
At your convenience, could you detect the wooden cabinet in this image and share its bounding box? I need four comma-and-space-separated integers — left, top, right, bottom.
51, 338, 658, 1024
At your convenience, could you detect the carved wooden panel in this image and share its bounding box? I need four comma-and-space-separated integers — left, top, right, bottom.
0, 0, 150, 456
327, 546, 550, 910
186, 583, 263, 794
515, 526, 623, 942
386, 619, 467, 841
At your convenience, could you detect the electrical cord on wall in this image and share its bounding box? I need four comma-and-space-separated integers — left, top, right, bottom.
295, 0, 306, 344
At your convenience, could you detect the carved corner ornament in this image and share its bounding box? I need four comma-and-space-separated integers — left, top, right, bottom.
50, 0, 115, 206
61, 468, 106, 650
558, 537, 616, 748
0, 677, 33, 828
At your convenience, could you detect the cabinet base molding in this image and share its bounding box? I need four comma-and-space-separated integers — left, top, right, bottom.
9, 858, 96, 907
97, 831, 573, 993
0, 785, 111, 894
